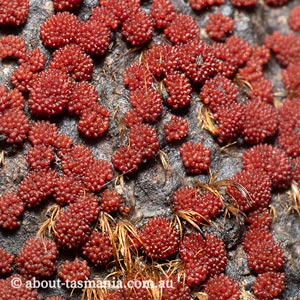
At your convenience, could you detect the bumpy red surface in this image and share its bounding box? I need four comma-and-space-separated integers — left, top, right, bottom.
206, 13, 234, 41
189, 0, 224, 11
49, 44, 93, 81
231, 0, 256, 6
242, 144, 292, 188
282, 59, 300, 91
26, 145, 55, 170
0, 275, 38, 300
18, 170, 58, 207
123, 64, 153, 91
29, 121, 58, 146
53, 0, 82, 11
40, 12, 79, 48
0, 247, 14, 275
29, 69, 74, 116
89, 6, 118, 29
0, 87, 25, 112
204, 274, 240, 300
173, 187, 222, 223
151, 0, 176, 29
164, 14, 200, 44
180, 141, 210, 174
139, 217, 179, 260
164, 72, 192, 109
82, 231, 113, 265
226, 169, 272, 211
289, 6, 300, 31
100, 189, 123, 213
246, 207, 273, 230
164, 116, 188, 142
0, 35, 27, 59
0, 0, 29, 25
17, 237, 58, 278
122, 9, 154, 46
253, 272, 285, 299
161, 274, 190, 300
59, 258, 90, 282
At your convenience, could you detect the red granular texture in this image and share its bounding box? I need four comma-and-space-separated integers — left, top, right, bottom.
173, 187, 222, 223
124, 109, 143, 127
11, 63, 35, 92
0, 192, 24, 230
282, 60, 300, 91
200, 74, 238, 113
0, 35, 27, 59
0, 275, 38, 300
180, 233, 227, 286
61, 144, 94, 179
164, 116, 188, 142
179, 40, 218, 83
104, 291, 125, 300
17, 237, 58, 278
204, 274, 240, 300
230, 0, 256, 6
164, 72, 192, 109
251, 45, 270, 66
241, 101, 278, 145
122, 275, 152, 300
164, 14, 200, 44
242, 144, 292, 189
0, 109, 29, 143
18, 170, 58, 208
89, 6, 118, 30
189, 0, 224, 11
123, 64, 153, 91
122, 10, 154, 46
29, 69, 74, 116
151, 0, 176, 29
0, 247, 14, 275
82, 159, 113, 192
54, 133, 73, 152
49, 44, 93, 81
0, 0, 29, 25
100, 0, 140, 24
54, 196, 99, 248
129, 124, 160, 159
161, 274, 190, 300
226, 169, 272, 211
82, 231, 113, 265
143, 43, 172, 77
53, 176, 84, 205
277, 99, 300, 157
111, 146, 143, 174
23, 48, 46, 72
180, 141, 210, 174
0, 87, 25, 112
244, 229, 285, 274
26, 145, 55, 170
129, 87, 163, 122
289, 6, 300, 31
264, 32, 300, 67
246, 207, 272, 231
214, 102, 245, 143
53, 0, 82, 11
78, 103, 110, 138
292, 157, 300, 182
75, 20, 111, 55
29, 121, 58, 146
249, 78, 273, 104
139, 217, 179, 260
206, 13, 234, 41
40, 12, 79, 48
100, 189, 123, 213
253, 272, 285, 299
45, 297, 65, 300
59, 258, 90, 282
68, 81, 97, 115
210, 43, 238, 78
264, 0, 289, 6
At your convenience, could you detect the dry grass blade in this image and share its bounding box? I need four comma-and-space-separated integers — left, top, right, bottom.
157, 150, 172, 178
197, 105, 219, 136
234, 74, 253, 91
240, 281, 257, 300
288, 180, 300, 215
192, 292, 209, 300
81, 278, 106, 300
269, 204, 278, 221
0, 151, 4, 166
37, 204, 61, 238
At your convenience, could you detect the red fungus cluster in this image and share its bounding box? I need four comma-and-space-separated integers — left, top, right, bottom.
0, 0, 298, 299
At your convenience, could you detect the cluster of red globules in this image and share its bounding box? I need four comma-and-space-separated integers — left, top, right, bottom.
1, 0, 299, 299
